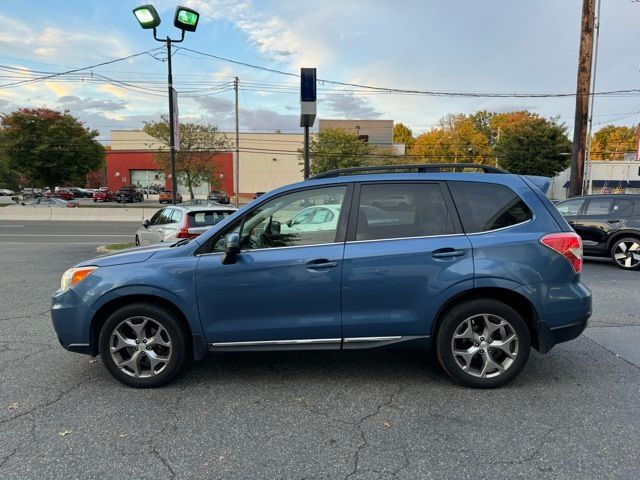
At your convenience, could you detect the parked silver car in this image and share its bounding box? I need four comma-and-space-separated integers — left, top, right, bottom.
135, 205, 237, 246
8, 198, 79, 208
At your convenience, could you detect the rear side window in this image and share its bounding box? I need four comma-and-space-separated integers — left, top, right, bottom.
448, 181, 532, 233
612, 199, 634, 217
355, 183, 454, 241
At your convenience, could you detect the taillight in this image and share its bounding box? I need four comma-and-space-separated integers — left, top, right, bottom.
176, 215, 198, 239
540, 232, 583, 273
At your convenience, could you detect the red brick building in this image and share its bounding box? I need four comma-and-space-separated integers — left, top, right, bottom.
105, 150, 234, 196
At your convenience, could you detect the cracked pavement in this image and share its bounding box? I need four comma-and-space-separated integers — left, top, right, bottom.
0, 223, 639, 479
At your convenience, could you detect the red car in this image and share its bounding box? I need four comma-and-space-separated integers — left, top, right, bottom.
44, 189, 75, 201
93, 188, 116, 202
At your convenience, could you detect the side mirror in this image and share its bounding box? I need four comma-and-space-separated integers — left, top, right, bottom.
221, 233, 241, 265
286, 219, 293, 228
142, 219, 149, 228
269, 220, 281, 235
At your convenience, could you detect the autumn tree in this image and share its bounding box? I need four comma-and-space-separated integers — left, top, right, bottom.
590, 125, 636, 161
304, 128, 377, 175
493, 116, 571, 176
393, 123, 414, 149
143, 117, 230, 199
410, 114, 492, 163
0, 108, 103, 190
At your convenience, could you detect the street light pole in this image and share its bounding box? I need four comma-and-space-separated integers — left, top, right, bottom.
154, 29, 184, 205
133, 5, 200, 205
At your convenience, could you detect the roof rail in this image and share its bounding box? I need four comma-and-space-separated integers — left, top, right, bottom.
307, 163, 509, 180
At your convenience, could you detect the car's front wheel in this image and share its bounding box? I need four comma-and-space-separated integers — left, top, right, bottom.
436, 299, 530, 388
99, 303, 188, 388
611, 237, 640, 270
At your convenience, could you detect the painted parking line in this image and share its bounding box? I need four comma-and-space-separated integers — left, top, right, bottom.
0, 225, 25, 227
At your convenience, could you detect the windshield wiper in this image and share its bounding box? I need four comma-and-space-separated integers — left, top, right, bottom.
171, 238, 193, 247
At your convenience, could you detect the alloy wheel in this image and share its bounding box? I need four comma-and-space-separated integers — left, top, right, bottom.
109, 316, 172, 378
451, 313, 519, 378
613, 241, 640, 269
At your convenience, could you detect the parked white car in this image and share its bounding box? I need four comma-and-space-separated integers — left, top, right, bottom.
136, 205, 237, 246
0, 188, 15, 196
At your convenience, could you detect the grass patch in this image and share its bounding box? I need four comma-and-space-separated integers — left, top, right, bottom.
104, 242, 135, 251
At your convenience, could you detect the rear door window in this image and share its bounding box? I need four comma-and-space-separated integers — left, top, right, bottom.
355, 183, 454, 241
448, 181, 532, 233
584, 198, 613, 216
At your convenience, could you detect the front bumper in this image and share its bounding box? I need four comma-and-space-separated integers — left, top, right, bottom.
51, 288, 93, 355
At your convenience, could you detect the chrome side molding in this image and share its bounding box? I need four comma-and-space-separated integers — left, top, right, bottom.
208, 335, 428, 352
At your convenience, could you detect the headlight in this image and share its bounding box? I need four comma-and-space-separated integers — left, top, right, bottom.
60, 266, 98, 291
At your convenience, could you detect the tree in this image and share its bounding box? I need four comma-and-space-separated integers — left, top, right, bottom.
410, 114, 492, 163
590, 125, 636, 161
0, 153, 20, 190
0, 108, 103, 189
493, 116, 571, 176
304, 128, 377, 175
393, 123, 414, 149
143, 117, 230, 199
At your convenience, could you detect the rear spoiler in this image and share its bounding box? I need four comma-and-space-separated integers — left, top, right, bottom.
521, 175, 550, 194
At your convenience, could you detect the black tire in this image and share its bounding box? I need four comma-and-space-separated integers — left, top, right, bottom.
99, 302, 188, 388
436, 298, 530, 388
135, 235, 140, 246
610, 237, 640, 270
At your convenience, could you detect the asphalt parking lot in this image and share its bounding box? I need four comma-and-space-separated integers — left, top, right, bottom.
0, 221, 638, 479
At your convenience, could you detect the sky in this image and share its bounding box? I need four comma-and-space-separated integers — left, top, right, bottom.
0, 0, 639, 144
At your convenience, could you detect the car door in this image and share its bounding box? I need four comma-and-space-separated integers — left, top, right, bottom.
341, 182, 474, 346
195, 184, 351, 347
574, 197, 615, 254
140, 208, 167, 245
162, 209, 184, 242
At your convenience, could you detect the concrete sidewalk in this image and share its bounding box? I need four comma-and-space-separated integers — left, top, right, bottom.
0, 206, 161, 222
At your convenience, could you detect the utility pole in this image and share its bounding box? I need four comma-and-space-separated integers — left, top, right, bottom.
569, 0, 595, 197
234, 77, 240, 207
584, 0, 602, 195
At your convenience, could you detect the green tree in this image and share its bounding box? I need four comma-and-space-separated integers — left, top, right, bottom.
0, 153, 20, 190
494, 116, 571, 176
304, 128, 377, 175
393, 122, 414, 149
143, 117, 230, 199
0, 108, 103, 189
590, 125, 636, 161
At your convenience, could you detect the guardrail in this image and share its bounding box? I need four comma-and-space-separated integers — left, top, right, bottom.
0, 207, 162, 222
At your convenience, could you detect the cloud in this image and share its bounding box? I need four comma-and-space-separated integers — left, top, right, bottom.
57, 96, 128, 112
322, 94, 382, 119
0, 15, 131, 64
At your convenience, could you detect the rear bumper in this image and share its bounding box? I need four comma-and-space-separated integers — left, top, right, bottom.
536, 310, 591, 354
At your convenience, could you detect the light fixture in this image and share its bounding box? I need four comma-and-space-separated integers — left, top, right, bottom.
174, 6, 199, 32
133, 4, 161, 29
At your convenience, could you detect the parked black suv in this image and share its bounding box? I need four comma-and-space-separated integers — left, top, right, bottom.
556, 194, 640, 270
116, 186, 144, 203
208, 190, 230, 204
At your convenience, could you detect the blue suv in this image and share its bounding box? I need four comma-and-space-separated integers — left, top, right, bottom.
51, 164, 592, 388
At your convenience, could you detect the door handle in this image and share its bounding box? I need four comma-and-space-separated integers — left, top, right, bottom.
306, 259, 339, 270
607, 219, 621, 224
432, 248, 466, 259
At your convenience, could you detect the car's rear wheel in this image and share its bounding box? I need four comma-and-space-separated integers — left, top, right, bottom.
610, 237, 640, 270
436, 299, 530, 388
99, 303, 188, 388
